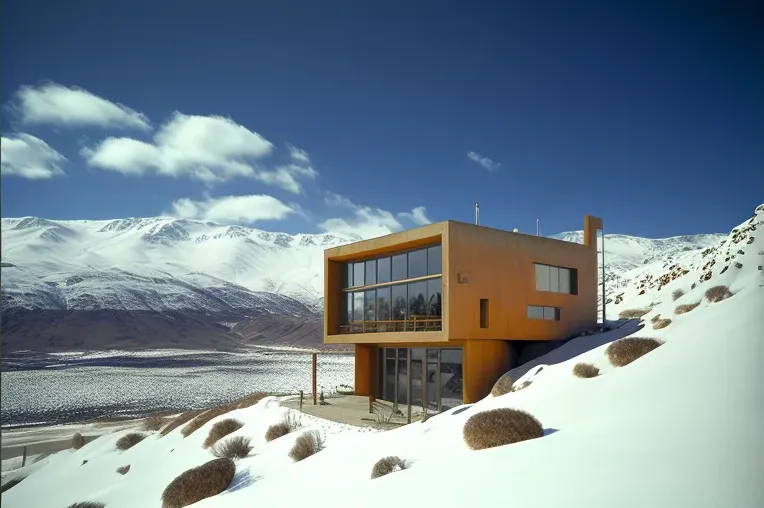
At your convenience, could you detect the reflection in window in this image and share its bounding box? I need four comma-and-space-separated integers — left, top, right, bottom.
427, 245, 442, 275
427, 278, 442, 317
376, 286, 391, 321
365, 259, 377, 285
392, 253, 407, 281
440, 348, 463, 410
364, 290, 376, 321
353, 262, 365, 287
392, 284, 408, 321
377, 257, 391, 283
344, 263, 353, 288
408, 281, 427, 317
353, 292, 364, 321
408, 249, 427, 279
343, 292, 352, 324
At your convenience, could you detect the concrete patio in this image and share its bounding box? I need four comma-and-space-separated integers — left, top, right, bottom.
280, 394, 428, 429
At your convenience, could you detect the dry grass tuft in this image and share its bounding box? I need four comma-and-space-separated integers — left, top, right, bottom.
116, 465, 131, 475
203, 418, 244, 449
572, 363, 600, 378
605, 337, 663, 367
265, 411, 300, 442
288, 430, 325, 462
653, 318, 672, 329
650, 314, 662, 323
66, 503, 105, 508
161, 458, 235, 508
142, 414, 165, 432
490, 372, 514, 396
463, 408, 544, 450
230, 391, 269, 409
161, 411, 203, 437
116, 433, 146, 451
618, 308, 651, 320
705, 285, 733, 303
675, 302, 700, 314
1, 477, 25, 493
182, 408, 233, 438
211, 436, 252, 459
672, 288, 685, 301
370, 456, 408, 479
72, 432, 85, 450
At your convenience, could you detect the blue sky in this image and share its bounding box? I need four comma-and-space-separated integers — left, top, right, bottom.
1, 0, 762, 239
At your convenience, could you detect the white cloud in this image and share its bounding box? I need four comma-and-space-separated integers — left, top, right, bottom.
12, 83, 151, 131
168, 194, 294, 224
287, 143, 311, 164
81, 112, 315, 189
398, 206, 431, 226
467, 151, 501, 171
0, 133, 66, 179
320, 193, 430, 240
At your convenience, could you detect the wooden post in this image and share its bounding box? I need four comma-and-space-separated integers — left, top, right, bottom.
299, 390, 304, 412
312, 353, 318, 405
368, 394, 374, 414
21, 445, 28, 467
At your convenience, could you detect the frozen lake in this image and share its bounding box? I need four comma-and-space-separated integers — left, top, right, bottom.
0, 349, 354, 428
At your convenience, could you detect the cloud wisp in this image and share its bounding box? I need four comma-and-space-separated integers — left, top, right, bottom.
467, 151, 501, 172
320, 192, 431, 239
168, 194, 294, 225
10, 83, 151, 131
1, 133, 66, 179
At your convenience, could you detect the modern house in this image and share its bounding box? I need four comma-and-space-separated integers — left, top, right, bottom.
323, 215, 603, 415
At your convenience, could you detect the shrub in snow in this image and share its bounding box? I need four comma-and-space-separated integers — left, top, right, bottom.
203, 418, 244, 449
66, 503, 105, 508
116, 432, 146, 451
490, 372, 514, 396
265, 411, 300, 442
370, 456, 408, 479
605, 337, 663, 367
116, 465, 130, 475
231, 391, 269, 409
212, 435, 252, 459
161, 458, 236, 508
650, 314, 662, 323
512, 380, 533, 392
161, 411, 203, 437
572, 362, 600, 378
653, 318, 672, 329
675, 302, 700, 314
618, 308, 651, 319
672, 288, 685, 301
462, 408, 544, 451
182, 407, 234, 438
1, 477, 24, 493
142, 414, 165, 432
72, 432, 85, 450
289, 430, 325, 462
705, 285, 733, 303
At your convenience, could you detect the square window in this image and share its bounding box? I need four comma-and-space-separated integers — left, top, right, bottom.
527, 305, 543, 319
535, 264, 550, 291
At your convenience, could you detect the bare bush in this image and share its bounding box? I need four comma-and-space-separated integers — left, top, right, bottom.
72, 432, 85, 450
650, 314, 662, 323
370, 456, 408, 479
116, 433, 146, 451
142, 414, 165, 432
265, 411, 300, 442
211, 436, 252, 459
572, 362, 600, 378
653, 318, 672, 329
161, 458, 235, 508
1, 477, 24, 493
66, 503, 105, 508
463, 408, 544, 451
705, 285, 733, 303
116, 465, 131, 475
675, 302, 700, 314
605, 337, 663, 367
161, 411, 203, 437
672, 288, 685, 301
289, 430, 325, 462
618, 308, 651, 319
203, 418, 244, 449
490, 372, 514, 396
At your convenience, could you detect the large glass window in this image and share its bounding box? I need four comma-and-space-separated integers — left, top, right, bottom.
365, 259, 377, 285
364, 290, 376, 321
353, 262, 365, 287
408, 281, 427, 318
352, 292, 364, 321
427, 278, 442, 317
534, 263, 577, 295
376, 286, 391, 321
377, 256, 391, 283
392, 284, 408, 321
343, 263, 353, 289
408, 249, 427, 279
559, 267, 571, 293
392, 253, 407, 281
427, 245, 442, 275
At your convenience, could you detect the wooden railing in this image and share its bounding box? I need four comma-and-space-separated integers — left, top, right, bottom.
339, 316, 442, 334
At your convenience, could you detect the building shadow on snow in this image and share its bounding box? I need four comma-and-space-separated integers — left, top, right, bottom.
543, 428, 560, 437
227, 468, 261, 493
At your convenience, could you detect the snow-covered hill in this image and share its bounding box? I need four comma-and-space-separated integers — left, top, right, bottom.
2, 206, 762, 508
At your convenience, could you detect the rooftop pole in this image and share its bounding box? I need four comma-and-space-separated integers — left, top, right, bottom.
475, 202, 480, 225
536, 218, 540, 236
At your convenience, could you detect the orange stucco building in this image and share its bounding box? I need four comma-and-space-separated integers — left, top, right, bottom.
324, 215, 603, 413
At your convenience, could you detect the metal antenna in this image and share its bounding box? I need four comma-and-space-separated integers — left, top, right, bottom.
536, 218, 540, 236
475, 202, 480, 225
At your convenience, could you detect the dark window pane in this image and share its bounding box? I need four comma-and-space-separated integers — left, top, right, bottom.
408, 281, 427, 318
384, 358, 395, 400
343, 292, 352, 324
365, 259, 377, 285
570, 269, 579, 295
392, 253, 407, 281
408, 249, 427, 279
427, 278, 442, 317
392, 284, 408, 321
396, 349, 408, 405
376, 286, 391, 321
480, 299, 489, 328
386, 348, 396, 359
344, 263, 353, 288
353, 262, 365, 287
353, 292, 364, 321
365, 290, 376, 321
427, 245, 442, 275
377, 257, 391, 283
440, 348, 463, 410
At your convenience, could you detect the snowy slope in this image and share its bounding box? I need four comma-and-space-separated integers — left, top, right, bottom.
2, 206, 762, 508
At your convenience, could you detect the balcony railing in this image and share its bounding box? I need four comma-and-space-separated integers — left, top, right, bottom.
339, 316, 443, 334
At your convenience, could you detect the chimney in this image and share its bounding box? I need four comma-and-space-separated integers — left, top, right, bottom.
475, 202, 480, 225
